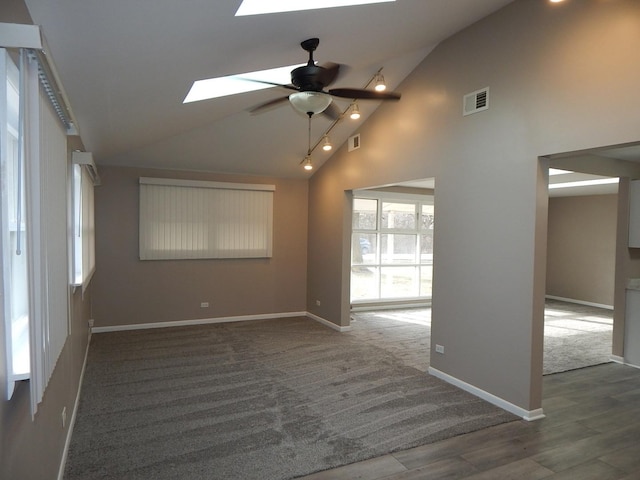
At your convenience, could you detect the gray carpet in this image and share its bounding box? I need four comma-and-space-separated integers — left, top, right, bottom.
352, 300, 613, 376
65, 317, 517, 480
543, 299, 613, 374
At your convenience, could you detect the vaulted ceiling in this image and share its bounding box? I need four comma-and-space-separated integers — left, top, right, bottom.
23, 0, 515, 178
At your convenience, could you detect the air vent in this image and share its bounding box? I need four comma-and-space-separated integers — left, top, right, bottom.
348, 133, 361, 152
463, 87, 489, 116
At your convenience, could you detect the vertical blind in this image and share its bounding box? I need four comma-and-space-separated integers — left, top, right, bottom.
25, 50, 69, 409
1, 27, 75, 411
139, 177, 275, 260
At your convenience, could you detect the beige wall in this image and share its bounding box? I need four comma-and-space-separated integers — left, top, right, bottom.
92, 166, 308, 328
547, 194, 617, 306
307, 0, 640, 413
1, 288, 90, 479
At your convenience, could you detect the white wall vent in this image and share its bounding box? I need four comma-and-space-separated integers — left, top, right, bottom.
463, 87, 489, 116
348, 133, 361, 152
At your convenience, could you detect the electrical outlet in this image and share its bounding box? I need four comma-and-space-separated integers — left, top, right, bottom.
61, 407, 67, 428
435, 344, 445, 354
316, 300, 321, 306
200, 302, 209, 308
88, 318, 94, 328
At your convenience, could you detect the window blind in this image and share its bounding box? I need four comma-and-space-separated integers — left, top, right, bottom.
25, 50, 69, 410
139, 177, 275, 260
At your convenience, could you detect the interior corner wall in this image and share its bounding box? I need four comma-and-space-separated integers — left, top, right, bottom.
306, 0, 640, 413
546, 194, 618, 307
92, 166, 308, 328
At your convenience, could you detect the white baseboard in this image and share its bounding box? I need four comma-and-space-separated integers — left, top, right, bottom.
91, 311, 308, 333
306, 312, 352, 332
57, 331, 92, 480
612, 355, 640, 369
428, 367, 545, 422
545, 295, 613, 311
622, 359, 640, 369
609, 355, 640, 369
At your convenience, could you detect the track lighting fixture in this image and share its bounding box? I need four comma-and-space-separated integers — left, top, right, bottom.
374, 73, 386, 92
349, 102, 361, 120
301, 68, 389, 170
322, 135, 332, 151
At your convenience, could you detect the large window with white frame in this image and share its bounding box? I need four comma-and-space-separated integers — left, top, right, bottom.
351, 191, 434, 304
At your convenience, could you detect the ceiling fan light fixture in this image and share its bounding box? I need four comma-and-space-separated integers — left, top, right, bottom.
349, 102, 361, 120
322, 135, 333, 151
374, 73, 386, 92
289, 91, 333, 115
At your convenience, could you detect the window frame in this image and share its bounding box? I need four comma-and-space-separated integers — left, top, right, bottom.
351, 190, 434, 304
70, 155, 98, 292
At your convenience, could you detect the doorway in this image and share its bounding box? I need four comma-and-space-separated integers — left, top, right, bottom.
545, 141, 640, 372
349, 181, 435, 311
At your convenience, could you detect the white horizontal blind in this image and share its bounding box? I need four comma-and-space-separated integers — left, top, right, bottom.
139, 178, 274, 260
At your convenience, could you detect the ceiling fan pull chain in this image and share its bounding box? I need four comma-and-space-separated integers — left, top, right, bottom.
307, 113, 312, 156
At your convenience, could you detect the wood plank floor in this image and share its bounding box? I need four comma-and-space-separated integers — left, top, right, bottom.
296, 363, 640, 479
299, 300, 632, 480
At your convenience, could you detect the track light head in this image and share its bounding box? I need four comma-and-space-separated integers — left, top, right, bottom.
349, 102, 361, 120
322, 135, 332, 151
303, 155, 313, 171
374, 73, 386, 92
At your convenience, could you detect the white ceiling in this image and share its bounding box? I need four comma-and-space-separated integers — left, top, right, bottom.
23, 0, 515, 178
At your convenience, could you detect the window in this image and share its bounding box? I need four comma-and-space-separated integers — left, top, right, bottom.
1, 44, 71, 410
1, 49, 30, 399
351, 192, 434, 303
139, 177, 275, 260
71, 153, 98, 291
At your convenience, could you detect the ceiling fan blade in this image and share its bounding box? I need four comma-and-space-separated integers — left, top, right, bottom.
319, 62, 342, 87
237, 77, 298, 92
321, 102, 342, 121
248, 95, 290, 115
329, 88, 401, 101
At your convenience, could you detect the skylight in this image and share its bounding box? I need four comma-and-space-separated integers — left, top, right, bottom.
235, 0, 395, 16
183, 64, 303, 103
549, 168, 573, 176
548, 178, 619, 190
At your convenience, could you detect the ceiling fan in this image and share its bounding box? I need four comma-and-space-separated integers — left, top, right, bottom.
246, 38, 401, 120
